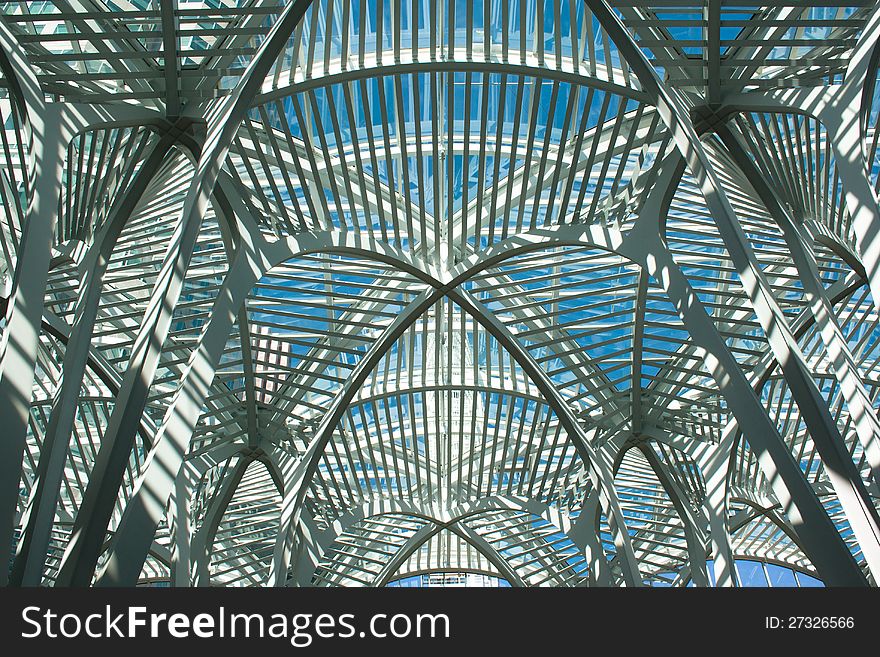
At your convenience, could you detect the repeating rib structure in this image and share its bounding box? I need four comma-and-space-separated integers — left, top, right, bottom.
1, 0, 880, 588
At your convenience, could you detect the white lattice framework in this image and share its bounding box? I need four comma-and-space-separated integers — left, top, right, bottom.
2, 0, 880, 588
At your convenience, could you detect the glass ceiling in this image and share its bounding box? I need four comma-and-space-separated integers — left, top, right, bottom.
0, 0, 879, 589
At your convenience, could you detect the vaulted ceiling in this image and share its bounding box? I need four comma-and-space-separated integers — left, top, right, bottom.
1, 0, 880, 588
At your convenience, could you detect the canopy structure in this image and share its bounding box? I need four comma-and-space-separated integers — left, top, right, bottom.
1, 0, 880, 588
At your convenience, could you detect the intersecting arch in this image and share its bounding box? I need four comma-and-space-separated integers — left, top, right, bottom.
4, 0, 880, 589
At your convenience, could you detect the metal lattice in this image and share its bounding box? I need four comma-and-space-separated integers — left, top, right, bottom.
1, 0, 880, 588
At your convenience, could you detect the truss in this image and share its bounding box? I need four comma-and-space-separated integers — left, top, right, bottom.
2, 0, 880, 588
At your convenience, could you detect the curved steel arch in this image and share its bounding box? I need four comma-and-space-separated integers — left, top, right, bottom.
4, 0, 880, 589
94, 217, 652, 585
97, 189, 874, 586
298, 495, 594, 588
318, 513, 530, 588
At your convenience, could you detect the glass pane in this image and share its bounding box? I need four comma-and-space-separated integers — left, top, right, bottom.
765, 563, 797, 587
736, 561, 768, 587
795, 572, 824, 588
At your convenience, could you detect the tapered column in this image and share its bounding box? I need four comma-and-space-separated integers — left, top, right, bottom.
87, 247, 262, 586
690, 138, 880, 583
628, 240, 866, 585
9, 134, 177, 585
56, 0, 316, 586
571, 492, 614, 586
170, 463, 195, 587
53, 168, 209, 585
642, 446, 710, 587
190, 457, 250, 587
0, 109, 65, 585
0, 99, 158, 583
717, 123, 880, 498
689, 427, 738, 587
615, 151, 866, 585
588, 0, 872, 585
